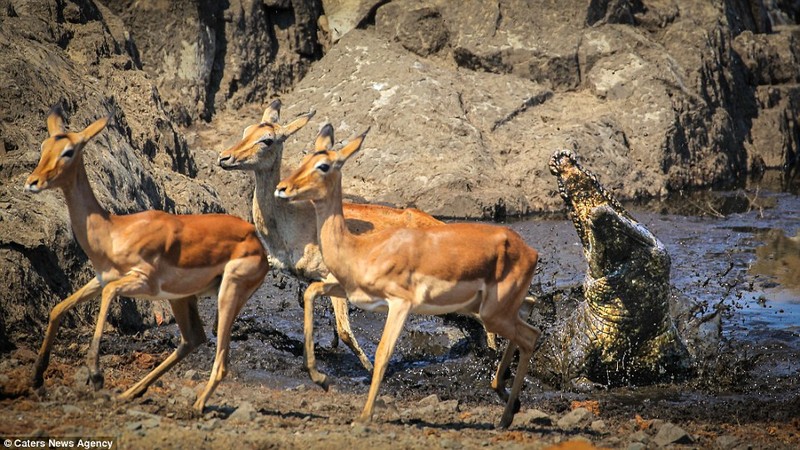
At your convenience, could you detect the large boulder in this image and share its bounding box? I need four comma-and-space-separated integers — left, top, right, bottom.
273, 0, 799, 218
106, 0, 324, 123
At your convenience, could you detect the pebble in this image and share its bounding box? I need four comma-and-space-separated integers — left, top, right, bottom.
72, 366, 91, 389
590, 419, 607, 433
62, 404, 82, 415
653, 422, 693, 446
556, 407, 593, 429
418, 394, 440, 407
516, 408, 553, 426
627, 443, 647, 450
229, 401, 258, 422
715, 434, 739, 448
199, 418, 219, 431
629, 430, 649, 443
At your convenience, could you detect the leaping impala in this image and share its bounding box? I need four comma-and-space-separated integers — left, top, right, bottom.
275, 129, 541, 429
216, 100, 446, 388
24, 107, 269, 413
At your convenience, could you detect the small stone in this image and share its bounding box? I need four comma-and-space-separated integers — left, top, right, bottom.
557, 407, 593, 429
627, 443, 646, 450
72, 366, 91, 388
439, 439, 462, 449
590, 419, 607, 433
229, 401, 258, 422
653, 422, 693, 446
516, 408, 554, 426
184, 369, 198, 380
715, 434, 739, 448
126, 422, 143, 431
629, 430, 649, 443
438, 399, 459, 413
62, 405, 82, 415
180, 386, 196, 400
200, 418, 219, 431
0, 374, 10, 385
418, 394, 440, 407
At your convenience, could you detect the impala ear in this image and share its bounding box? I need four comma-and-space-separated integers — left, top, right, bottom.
262, 99, 281, 124
315, 123, 334, 151
78, 116, 109, 143
47, 106, 66, 137
335, 127, 369, 167
280, 109, 315, 139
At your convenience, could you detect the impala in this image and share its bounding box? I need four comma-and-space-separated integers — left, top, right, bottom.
24, 107, 269, 413
217, 101, 448, 388
275, 129, 541, 428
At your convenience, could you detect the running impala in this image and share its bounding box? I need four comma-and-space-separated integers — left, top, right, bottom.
274, 128, 541, 428
25, 107, 269, 413
216, 101, 446, 388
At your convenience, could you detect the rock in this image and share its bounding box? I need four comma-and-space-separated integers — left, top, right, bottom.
199, 418, 219, 431
229, 401, 258, 422
626, 443, 647, 450
72, 366, 91, 389
590, 419, 607, 433
183, 370, 199, 380
715, 434, 739, 448
515, 409, 554, 426
322, 0, 383, 42
628, 430, 649, 443
62, 405, 83, 415
556, 407, 594, 430
652, 422, 693, 446
180, 386, 196, 401
417, 394, 440, 407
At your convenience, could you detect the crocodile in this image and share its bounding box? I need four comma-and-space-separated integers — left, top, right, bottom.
536, 149, 696, 387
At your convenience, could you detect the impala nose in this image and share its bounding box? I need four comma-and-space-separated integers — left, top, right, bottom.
24, 177, 41, 193
274, 186, 287, 199
218, 155, 232, 168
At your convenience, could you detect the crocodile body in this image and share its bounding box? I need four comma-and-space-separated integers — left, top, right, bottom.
538, 150, 693, 387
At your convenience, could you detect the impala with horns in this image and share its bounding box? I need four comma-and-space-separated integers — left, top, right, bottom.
217, 100, 455, 388
25, 107, 269, 413
274, 129, 541, 428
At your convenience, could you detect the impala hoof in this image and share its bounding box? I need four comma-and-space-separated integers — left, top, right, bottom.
90, 372, 104, 390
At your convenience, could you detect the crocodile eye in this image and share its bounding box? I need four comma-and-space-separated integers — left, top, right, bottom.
60, 148, 75, 159
315, 163, 330, 173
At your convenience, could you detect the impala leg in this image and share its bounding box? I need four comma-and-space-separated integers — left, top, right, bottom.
32, 278, 102, 388
120, 296, 206, 400
491, 341, 518, 404
357, 300, 410, 424
303, 281, 331, 389
499, 318, 540, 429
193, 261, 261, 413
87, 273, 151, 390
330, 294, 373, 372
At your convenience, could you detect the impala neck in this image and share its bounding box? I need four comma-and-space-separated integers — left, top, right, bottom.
60, 154, 112, 258
312, 174, 355, 277
251, 145, 319, 275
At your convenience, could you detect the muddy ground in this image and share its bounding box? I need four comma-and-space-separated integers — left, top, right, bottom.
2, 183, 800, 449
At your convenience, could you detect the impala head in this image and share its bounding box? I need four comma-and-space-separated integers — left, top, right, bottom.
274, 125, 368, 202
217, 99, 315, 170
24, 107, 109, 193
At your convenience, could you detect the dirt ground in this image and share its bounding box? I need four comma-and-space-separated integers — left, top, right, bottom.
1, 266, 798, 450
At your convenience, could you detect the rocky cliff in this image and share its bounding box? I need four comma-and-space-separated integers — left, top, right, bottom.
1, 0, 798, 349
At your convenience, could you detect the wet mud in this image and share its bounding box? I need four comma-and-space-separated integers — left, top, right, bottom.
1, 179, 799, 449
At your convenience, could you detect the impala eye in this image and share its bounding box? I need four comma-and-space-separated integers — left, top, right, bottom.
315, 163, 330, 173
60, 148, 75, 159
260, 138, 275, 147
